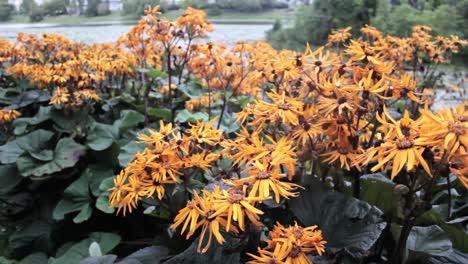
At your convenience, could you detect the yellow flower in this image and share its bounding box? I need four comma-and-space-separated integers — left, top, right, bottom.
210, 185, 265, 231
238, 160, 301, 203
0, 109, 21, 124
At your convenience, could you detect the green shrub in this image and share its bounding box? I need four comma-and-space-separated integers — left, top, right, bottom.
122, 0, 165, 17
42, 0, 68, 16
29, 6, 45, 22
0, 1, 13, 21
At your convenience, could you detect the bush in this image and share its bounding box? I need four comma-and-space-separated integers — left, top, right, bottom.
206, 6, 223, 16
20, 0, 38, 15
85, 0, 110, 17
29, 6, 45, 22
42, 0, 68, 16
267, 0, 374, 49
0, 1, 13, 21
216, 0, 263, 12
122, 0, 164, 17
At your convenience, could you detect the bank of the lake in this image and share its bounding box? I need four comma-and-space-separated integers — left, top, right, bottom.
0, 22, 273, 45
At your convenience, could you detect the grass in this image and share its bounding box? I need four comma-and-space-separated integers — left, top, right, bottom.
2, 8, 294, 25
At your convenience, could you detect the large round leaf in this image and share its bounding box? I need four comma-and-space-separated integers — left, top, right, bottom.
17, 138, 85, 177
49, 232, 121, 264
289, 188, 387, 257
406, 225, 453, 256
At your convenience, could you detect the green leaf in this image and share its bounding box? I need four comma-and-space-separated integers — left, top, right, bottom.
13, 106, 51, 135
53, 172, 91, 223
20, 252, 48, 264
218, 112, 240, 134
175, 110, 209, 123
87, 123, 118, 151
147, 107, 172, 122
417, 209, 468, 252
30, 149, 54, 161
406, 225, 453, 256
80, 255, 117, 264
0, 139, 23, 164
0, 129, 52, 164
147, 68, 169, 79
49, 232, 121, 264
9, 220, 51, 250
360, 173, 398, 215
0, 164, 22, 194
89, 242, 102, 257
114, 110, 145, 133
0, 256, 17, 264
164, 236, 241, 264
177, 82, 204, 99
53, 166, 114, 223
289, 187, 387, 258
96, 177, 115, 214
118, 140, 145, 167
16, 129, 54, 154
428, 249, 468, 264
9, 90, 50, 109
117, 246, 169, 264
50, 108, 94, 134
17, 138, 86, 177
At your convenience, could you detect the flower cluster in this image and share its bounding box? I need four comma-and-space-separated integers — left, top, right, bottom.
109, 120, 222, 215
248, 222, 326, 264
0, 109, 21, 125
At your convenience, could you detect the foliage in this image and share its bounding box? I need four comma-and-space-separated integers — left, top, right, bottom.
0, 5, 468, 264
267, 0, 375, 49
19, 0, 37, 15
85, 0, 110, 17
0, 0, 14, 22
42, 0, 68, 16
28, 6, 45, 22
122, 0, 164, 17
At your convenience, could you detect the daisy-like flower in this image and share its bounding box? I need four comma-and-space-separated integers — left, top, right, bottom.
0, 109, 21, 124
249, 222, 326, 264
386, 73, 421, 103
238, 160, 301, 203
328, 26, 352, 46
419, 104, 467, 159
367, 110, 432, 179
254, 90, 304, 126
170, 190, 237, 253
210, 185, 265, 231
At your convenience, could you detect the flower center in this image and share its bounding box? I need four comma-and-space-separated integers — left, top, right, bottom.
278, 103, 290, 110
267, 258, 279, 264
454, 114, 468, 122
227, 193, 244, 203
292, 227, 303, 239
205, 209, 215, 219
266, 145, 276, 152
396, 137, 414, 149
448, 122, 465, 136
289, 244, 302, 258
256, 171, 271, 180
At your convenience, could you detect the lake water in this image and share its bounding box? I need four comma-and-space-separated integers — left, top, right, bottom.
0, 22, 272, 45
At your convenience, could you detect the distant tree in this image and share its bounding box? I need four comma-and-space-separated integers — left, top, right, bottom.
42, 0, 68, 16
122, 0, 164, 17
29, 6, 45, 21
0, 0, 14, 21
181, 0, 208, 9
267, 0, 374, 49
20, 0, 38, 15
85, 0, 110, 16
